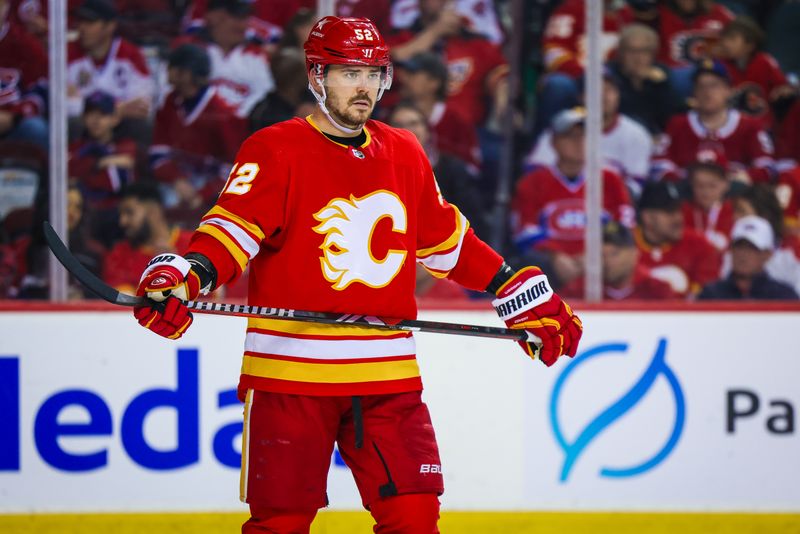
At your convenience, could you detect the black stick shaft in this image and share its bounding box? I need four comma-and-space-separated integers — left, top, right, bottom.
43, 222, 527, 341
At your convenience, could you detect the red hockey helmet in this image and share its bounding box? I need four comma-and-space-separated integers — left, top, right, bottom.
304, 16, 393, 90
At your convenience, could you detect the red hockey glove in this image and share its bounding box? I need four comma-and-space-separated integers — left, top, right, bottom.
492, 266, 583, 366
133, 254, 201, 340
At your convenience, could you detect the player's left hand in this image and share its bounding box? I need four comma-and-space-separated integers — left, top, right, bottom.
133, 254, 200, 340
492, 266, 583, 366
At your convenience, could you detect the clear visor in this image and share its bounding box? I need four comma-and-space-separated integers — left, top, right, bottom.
320, 65, 393, 90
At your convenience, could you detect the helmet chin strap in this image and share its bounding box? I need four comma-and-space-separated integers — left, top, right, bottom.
309, 81, 363, 135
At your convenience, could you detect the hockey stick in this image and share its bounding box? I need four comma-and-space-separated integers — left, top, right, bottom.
43, 221, 529, 342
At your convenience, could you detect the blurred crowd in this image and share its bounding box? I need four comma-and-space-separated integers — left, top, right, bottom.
1, 0, 799, 302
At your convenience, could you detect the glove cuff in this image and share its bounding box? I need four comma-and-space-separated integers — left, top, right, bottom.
491, 267, 554, 322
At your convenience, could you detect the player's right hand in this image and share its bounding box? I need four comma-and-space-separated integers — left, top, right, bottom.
492, 266, 583, 366
133, 254, 200, 340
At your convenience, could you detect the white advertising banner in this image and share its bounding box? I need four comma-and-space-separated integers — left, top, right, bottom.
0, 309, 798, 512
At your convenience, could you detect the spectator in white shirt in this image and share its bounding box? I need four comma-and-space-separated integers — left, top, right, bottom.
524, 66, 654, 198
67, 0, 154, 121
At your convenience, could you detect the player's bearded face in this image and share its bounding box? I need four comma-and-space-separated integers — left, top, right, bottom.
323, 66, 380, 129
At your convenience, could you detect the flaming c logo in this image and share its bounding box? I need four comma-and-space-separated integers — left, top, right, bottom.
312, 190, 407, 290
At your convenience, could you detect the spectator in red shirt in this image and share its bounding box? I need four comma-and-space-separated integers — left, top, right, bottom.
0, 0, 49, 149
681, 143, 734, 251
103, 182, 193, 294
636, 180, 721, 297
775, 97, 800, 171
149, 43, 247, 211
512, 107, 634, 288
535, 0, 621, 134
386, 0, 509, 128
652, 59, 776, 184
183, 0, 314, 46
620, 0, 734, 67
619, 0, 734, 99
562, 220, 679, 301
395, 52, 481, 173
718, 16, 795, 128
69, 91, 137, 211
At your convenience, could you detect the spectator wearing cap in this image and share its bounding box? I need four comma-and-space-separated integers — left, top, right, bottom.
512, 107, 634, 288
681, 143, 734, 251
728, 184, 800, 296
149, 43, 247, 211
0, 0, 48, 150
636, 180, 721, 297
174, 0, 275, 118
68, 90, 137, 216
67, 0, 154, 122
561, 221, 679, 301
718, 16, 795, 129
386, 0, 509, 129
652, 59, 776, 184
102, 182, 194, 294
699, 215, 798, 299
607, 23, 683, 135
526, 67, 654, 198
396, 52, 481, 174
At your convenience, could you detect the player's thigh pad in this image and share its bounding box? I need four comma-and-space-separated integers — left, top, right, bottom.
369, 493, 441, 534
338, 391, 444, 509
241, 390, 341, 510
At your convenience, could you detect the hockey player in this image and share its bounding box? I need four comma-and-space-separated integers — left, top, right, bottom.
132, 16, 582, 533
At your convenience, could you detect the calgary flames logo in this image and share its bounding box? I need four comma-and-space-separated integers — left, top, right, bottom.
312, 190, 407, 290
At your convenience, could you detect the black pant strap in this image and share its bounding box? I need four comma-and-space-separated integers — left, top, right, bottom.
352, 396, 364, 449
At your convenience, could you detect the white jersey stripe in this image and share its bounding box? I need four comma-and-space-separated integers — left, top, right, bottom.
417, 212, 468, 273
202, 217, 261, 259
245, 331, 416, 360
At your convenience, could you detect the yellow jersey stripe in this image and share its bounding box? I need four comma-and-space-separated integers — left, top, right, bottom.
239, 389, 253, 503
248, 317, 409, 338
197, 225, 249, 271
205, 205, 266, 241
417, 206, 467, 258
241, 355, 420, 383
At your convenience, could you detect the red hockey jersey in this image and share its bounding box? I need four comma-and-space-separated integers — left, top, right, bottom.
386, 30, 508, 126
0, 20, 47, 118
103, 228, 193, 295
149, 86, 247, 202
681, 199, 734, 252
620, 3, 734, 68
186, 116, 502, 396
635, 227, 721, 296
511, 165, 635, 256
561, 265, 679, 301
654, 110, 775, 183
542, 0, 622, 77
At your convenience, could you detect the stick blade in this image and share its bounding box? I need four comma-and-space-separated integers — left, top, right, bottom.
43, 221, 143, 306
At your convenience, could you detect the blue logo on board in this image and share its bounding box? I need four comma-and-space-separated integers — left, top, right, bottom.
549, 338, 685, 481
